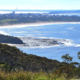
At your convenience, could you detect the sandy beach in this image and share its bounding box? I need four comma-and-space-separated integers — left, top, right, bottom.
0, 21, 80, 28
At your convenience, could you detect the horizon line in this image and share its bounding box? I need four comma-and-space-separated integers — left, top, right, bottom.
0, 9, 80, 10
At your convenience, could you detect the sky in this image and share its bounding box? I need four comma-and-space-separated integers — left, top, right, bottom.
0, 0, 80, 10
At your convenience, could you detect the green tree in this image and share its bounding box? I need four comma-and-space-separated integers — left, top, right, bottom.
78, 52, 80, 60
61, 54, 73, 63
78, 52, 80, 68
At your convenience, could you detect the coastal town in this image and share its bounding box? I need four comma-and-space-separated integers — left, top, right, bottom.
0, 10, 80, 26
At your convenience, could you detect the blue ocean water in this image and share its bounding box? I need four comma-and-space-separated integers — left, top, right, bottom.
0, 23, 80, 62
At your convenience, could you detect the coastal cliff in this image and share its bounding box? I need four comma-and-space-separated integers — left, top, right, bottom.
0, 34, 24, 44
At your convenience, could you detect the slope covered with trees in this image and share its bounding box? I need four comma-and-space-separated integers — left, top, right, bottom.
0, 43, 73, 72
0, 43, 80, 79
0, 34, 24, 44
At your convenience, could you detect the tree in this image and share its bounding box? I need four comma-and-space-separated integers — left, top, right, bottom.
61, 54, 73, 64
61, 54, 73, 77
78, 52, 80, 68
78, 52, 80, 60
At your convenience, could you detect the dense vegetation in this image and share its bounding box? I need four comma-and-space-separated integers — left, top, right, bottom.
0, 43, 76, 72
0, 13, 80, 25
0, 34, 24, 44
0, 44, 80, 80
0, 43, 80, 79
0, 43, 62, 71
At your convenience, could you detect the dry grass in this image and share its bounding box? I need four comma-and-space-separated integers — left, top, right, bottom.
0, 71, 79, 80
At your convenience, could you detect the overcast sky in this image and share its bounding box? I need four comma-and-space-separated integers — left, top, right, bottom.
0, 0, 80, 10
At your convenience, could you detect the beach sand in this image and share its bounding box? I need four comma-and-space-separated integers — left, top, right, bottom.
0, 21, 80, 28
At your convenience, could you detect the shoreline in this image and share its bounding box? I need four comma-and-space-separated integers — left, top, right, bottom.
0, 21, 80, 27
1, 37, 71, 48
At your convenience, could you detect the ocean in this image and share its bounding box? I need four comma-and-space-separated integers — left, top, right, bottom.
0, 23, 80, 62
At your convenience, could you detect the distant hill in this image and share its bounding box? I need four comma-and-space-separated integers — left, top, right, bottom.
0, 34, 24, 44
